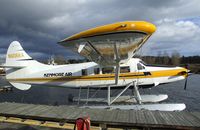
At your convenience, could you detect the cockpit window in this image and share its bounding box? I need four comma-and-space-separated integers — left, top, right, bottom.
139, 60, 147, 66
137, 63, 145, 70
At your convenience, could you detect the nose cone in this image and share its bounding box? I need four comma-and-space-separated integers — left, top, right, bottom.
179, 67, 189, 77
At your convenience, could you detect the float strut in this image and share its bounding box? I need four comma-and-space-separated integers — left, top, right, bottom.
133, 81, 142, 104
78, 87, 82, 105
86, 86, 90, 105
111, 83, 132, 105
108, 86, 111, 105
108, 82, 133, 106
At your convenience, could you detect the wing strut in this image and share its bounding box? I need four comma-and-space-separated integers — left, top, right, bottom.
115, 63, 120, 85
114, 43, 120, 85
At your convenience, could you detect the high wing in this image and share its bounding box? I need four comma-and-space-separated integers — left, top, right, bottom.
58, 21, 156, 66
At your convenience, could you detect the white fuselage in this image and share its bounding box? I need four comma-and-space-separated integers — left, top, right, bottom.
6, 58, 187, 88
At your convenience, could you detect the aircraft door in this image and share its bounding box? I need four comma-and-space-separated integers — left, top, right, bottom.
136, 61, 154, 88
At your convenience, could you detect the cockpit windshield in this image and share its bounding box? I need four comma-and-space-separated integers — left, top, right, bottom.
137, 60, 146, 70
139, 60, 147, 66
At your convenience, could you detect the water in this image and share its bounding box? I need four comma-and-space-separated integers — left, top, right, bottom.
0, 74, 199, 111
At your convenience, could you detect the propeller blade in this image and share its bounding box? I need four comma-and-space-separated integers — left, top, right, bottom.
184, 64, 189, 90
184, 76, 188, 90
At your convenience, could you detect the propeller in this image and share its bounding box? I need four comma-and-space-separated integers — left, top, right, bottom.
184, 74, 188, 90
184, 64, 189, 90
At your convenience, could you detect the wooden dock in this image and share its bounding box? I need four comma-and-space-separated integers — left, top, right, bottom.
0, 102, 199, 129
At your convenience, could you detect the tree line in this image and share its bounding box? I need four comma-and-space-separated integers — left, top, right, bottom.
141, 54, 200, 66
43, 52, 200, 73
139, 51, 200, 73
46, 53, 200, 66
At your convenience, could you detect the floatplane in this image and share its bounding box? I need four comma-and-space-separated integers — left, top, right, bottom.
2, 21, 189, 111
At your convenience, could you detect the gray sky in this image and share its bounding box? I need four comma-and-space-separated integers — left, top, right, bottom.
0, 0, 200, 61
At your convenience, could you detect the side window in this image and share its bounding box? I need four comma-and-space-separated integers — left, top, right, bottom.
137, 63, 145, 70
120, 66, 130, 73
94, 68, 100, 74
102, 67, 114, 74
82, 69, 87, 76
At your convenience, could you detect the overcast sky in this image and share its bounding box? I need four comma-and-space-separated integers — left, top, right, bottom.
0, 0, 200, 61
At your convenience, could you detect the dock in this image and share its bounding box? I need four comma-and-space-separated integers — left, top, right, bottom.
0, 102, 199, 129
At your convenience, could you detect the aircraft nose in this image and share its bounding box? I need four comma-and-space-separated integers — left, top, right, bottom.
179, 67, 190, 77
181, 66, 191, 90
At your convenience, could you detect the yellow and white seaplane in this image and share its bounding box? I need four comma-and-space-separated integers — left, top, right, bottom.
2, 21, 189, 111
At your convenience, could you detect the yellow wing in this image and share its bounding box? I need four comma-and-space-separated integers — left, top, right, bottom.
59, 21, 156, 66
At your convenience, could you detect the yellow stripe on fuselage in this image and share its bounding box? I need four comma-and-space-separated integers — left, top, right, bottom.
8, 68, 187, 82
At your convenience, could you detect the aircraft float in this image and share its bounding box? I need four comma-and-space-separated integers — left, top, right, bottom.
2, 21, 189, 111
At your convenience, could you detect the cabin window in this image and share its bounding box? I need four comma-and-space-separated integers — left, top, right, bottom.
102, 67, 114, 74
137, 63, 145, 70
120, 66, 130, 73
94, 68, 100, 74
82, 69, 87, 76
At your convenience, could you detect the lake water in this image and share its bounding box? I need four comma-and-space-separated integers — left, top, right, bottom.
0, 74, 199, 111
